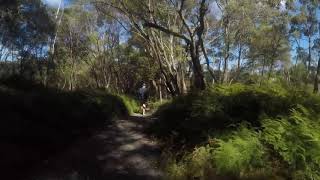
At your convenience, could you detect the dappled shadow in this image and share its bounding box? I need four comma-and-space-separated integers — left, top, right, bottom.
27, 115, 163, 180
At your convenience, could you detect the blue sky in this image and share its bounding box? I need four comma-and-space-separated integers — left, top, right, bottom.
42, 0, 62, 7
42, 0, 71, 7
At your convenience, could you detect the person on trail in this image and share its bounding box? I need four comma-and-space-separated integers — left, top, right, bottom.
138, 83, 148, 115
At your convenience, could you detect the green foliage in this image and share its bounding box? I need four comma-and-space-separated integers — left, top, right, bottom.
116, 94, 140, 114
162, 106, 320, 179
149, 99, 172, 111
162, 127, 267, 180
213, 126, 265, 176
0, 0, 54, 49
163, 146, 215, 180
152, 83, 314, 143
155, 83, 320, 179
290, 64, 309, 87
262, 106, 320, 179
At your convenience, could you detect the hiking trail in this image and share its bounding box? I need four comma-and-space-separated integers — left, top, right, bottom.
30, 114, 163, 180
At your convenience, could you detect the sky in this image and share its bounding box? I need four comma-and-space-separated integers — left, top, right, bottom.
42, 0, 62, 7
42, 0, 71, 7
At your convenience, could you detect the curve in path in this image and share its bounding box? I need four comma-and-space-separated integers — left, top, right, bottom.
30, 115, 163, 180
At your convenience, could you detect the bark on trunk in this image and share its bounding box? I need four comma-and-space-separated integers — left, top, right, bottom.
222, 56, 228, 83
236, 45, 242, 79
308, 36, 312, 72
190, 43, 206, 90
314, 56, 320, 93
159, 78, 163, 102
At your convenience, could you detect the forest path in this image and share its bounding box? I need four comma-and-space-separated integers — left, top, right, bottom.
30, 114, 163, 180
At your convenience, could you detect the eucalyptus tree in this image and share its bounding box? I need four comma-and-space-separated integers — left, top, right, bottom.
214, 0, 258, 83
313, 36, 320, 93
229, 0, 257, 80
291, 0, 318, 73
245, 0, 291, 80
94, 0, 216, 90
53, 6, 92, 90
0, 0, 55, 79
249, 23, 290, 79
93, 0, 192, 95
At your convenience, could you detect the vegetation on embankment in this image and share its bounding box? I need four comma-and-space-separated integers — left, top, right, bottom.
0, 77, 131, 179
117, 94, 141, 114
151, 83, 320, 180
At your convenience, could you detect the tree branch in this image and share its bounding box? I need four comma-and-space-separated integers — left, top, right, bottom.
144, 22, 190, 43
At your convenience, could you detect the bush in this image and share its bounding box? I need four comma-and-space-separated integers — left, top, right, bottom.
152, 83, 320, 144
154, 83, 320, 179
213, 126, 266, 177
117, 94, 140, 114
261, 106, 320, 180
162, 126, 267, 180
149, 99, 171, 112
161, 106, 320, 179
163, 146, 215, 180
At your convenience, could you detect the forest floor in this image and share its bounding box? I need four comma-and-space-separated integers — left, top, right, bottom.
28, 114, 163, 180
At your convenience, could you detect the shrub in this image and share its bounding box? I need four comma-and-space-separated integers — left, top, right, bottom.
152, 83, 320, 144
163, 106, 320, 179
163, 146, 215, 180
162, 126, 267, 180
261, 106, 320, 180
213, 126, 266, 177
153, 83, 284, 143
155, 83, 320, 179
149, 99, 172, 112
116, 94, 140, 114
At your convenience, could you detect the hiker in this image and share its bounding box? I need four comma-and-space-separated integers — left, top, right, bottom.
138, 83, 148, 115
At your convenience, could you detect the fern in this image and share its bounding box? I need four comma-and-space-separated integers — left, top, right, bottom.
213, 126, 265, 177
262, 106, 320, 179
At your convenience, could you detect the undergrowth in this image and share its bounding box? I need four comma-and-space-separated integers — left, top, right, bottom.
0, 77, 130, 179
116, 94, 140, 114
153, 83, 320, 179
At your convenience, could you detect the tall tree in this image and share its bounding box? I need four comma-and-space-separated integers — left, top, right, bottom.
291, 1, 318, 73
313, 23, 320, 93
0, 0, 55, 78
94, 0, 212, 90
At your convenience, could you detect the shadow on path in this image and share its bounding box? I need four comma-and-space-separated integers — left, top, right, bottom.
28, 114, 163, 180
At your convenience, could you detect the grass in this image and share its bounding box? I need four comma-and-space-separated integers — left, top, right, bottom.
116, 94, 140, 114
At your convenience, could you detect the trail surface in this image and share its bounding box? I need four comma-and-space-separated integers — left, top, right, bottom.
30, 115, 163, 180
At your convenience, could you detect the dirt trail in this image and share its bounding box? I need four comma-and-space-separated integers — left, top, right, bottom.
30, 115, 163, 180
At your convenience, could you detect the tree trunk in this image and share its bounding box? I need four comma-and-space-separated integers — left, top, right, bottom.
47, 0, 64, 85
93, 71, 100, 88
236, 44, 242, 79
261, 58, 266, 77
268, 59, 275, 80
313, 55, 320, 93
159, 78, 163, 102
179, 63, 187, 94
260, 58, 266, 86
268, 64, 273, 80
218, 58, 222, 81
190, 43, 206, 90
308, 36, 312, 72
222, 56, 228, 84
